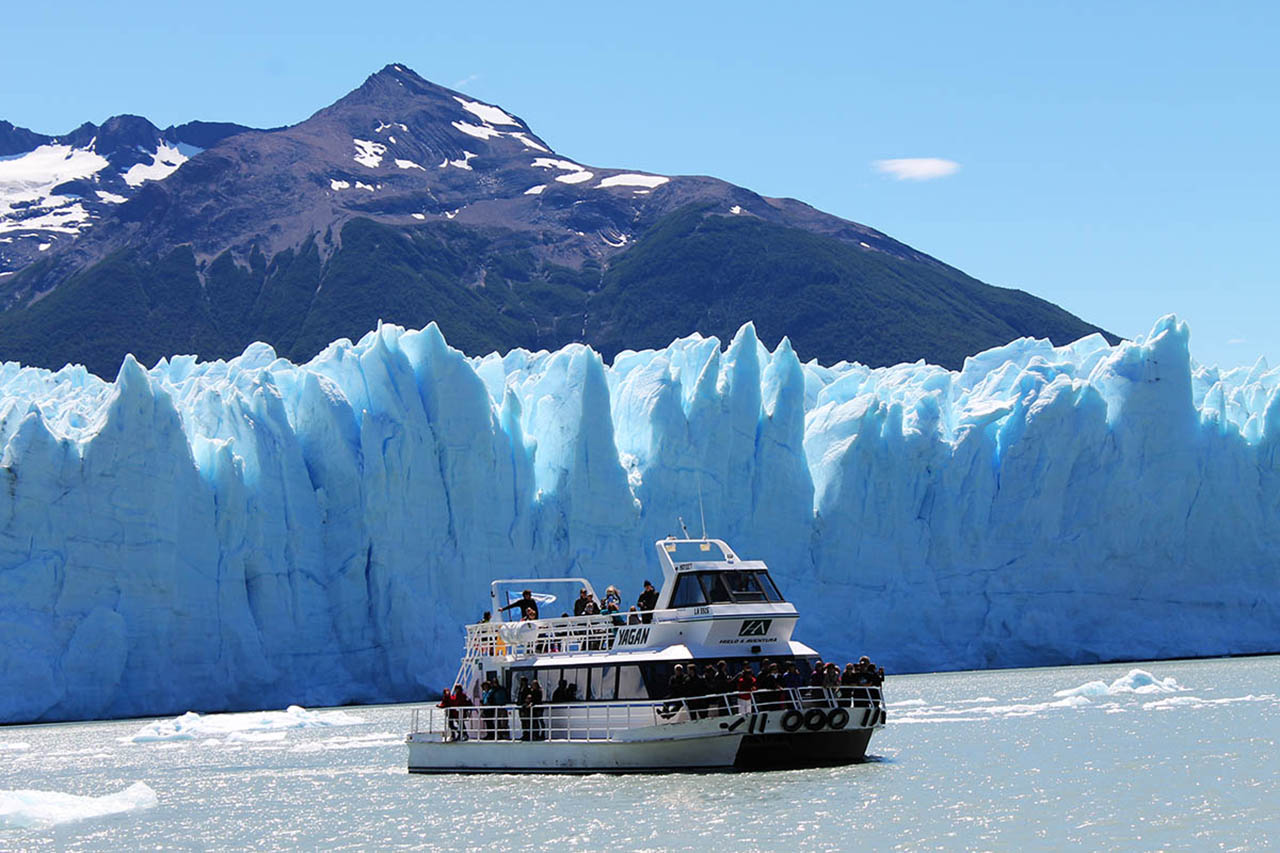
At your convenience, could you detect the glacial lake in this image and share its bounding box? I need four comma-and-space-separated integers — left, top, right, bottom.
2, 656, 1276, 851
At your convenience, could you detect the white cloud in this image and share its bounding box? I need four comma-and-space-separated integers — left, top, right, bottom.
454, 74, 480, 90
1227, 337, 1247, 345
873, 158, 960, 181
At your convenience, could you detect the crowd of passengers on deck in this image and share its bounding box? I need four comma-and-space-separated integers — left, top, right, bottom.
434, 656, 885, 742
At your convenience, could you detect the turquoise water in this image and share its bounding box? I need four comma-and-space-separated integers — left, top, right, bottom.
2, 656, 1276, 851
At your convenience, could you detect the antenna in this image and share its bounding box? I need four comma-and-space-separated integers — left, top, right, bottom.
678, 516, 690, 538
697, 472, 707, 539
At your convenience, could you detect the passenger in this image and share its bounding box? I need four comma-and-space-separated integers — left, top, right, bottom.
757, 661, 781, 711
489, 679, 511, 740
481, 611, 491, 623
501, 589, 540, 620
667, 664, 688, 700
709, 661, 732, 716
602, 594, 624, 626
686, 663, 708, 719
438, 688, 460, 742
479, 679, 495, 739
823, 662, 840, 691
840, 663, 858, 703
604, 585, 622, 609
517, 676, 534, 741
636, 580, 659, 624
529, 679, 546, 740
734, 662, 757, 715
565, 683, 579, 701
551, 678, 572, 703
451, 683, 473, 740
573, 588, 591, 617
627, 606, 642, 625
582, 596, 600, 616
808, 658, 826, 686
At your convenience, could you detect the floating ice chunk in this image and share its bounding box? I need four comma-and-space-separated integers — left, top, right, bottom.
0, 782, 157, 829
1054, 669, 1182, 698
1142, 694, 1275, 711
352, 139, 386, 169
453, 96, 520, 127
123, 705, 365, 743
122, 142, 190, 187
597, 173, 669, 189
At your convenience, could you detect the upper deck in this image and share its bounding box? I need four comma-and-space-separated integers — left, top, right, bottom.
466, 538, 802, 670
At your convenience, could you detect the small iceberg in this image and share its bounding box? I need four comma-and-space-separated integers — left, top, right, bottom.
0, 782, 157, 830
1054, 669, 1182, 698
123, 704, 365, 743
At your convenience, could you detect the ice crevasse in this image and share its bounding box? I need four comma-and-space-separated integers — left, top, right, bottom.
0, 315, 1276, 722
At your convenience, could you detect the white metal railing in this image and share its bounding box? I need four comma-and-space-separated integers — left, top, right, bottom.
462, 610, 677, 662
409, 686, 885, 743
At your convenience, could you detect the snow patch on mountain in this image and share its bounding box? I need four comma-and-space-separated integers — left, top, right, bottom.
121, 142, 194, 187
351, 139, 386, 169
453, 96, 520, 127
598, 173, 669, 189
0, 144, 109, 235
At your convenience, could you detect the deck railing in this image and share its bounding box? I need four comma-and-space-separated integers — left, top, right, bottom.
462, 610, 676, 662
409, 686, 885, 743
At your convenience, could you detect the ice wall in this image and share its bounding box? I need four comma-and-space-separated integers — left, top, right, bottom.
0, 316, 1276, 722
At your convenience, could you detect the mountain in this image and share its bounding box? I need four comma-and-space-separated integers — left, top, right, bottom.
0, 116, 256, 274
0, 64, 1114, 376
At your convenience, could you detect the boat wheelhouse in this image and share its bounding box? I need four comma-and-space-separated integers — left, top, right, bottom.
406, 538, 886, 773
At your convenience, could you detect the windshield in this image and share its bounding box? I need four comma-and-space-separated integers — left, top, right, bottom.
670, 570, 786, 606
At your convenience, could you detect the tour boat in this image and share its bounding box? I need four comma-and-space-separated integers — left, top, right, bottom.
405, 537, 886, 773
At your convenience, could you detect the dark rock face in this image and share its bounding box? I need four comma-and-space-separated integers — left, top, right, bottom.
0, 64, 1114, 376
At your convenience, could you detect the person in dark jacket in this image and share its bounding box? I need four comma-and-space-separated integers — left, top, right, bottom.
488, 680, 511, 739
686, 663, 708, 719
517, 677, 535, 740
501, 589, 540, 620
528, 679, 545, 740
573, 588, 591, 617
708, 661, 732, 716
552, 678, 572, 703
636, 580, 659, 623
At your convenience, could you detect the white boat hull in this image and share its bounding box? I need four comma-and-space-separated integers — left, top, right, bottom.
406, 710, 880, 773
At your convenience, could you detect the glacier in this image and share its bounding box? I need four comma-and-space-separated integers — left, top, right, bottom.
0, 315, 1277, 723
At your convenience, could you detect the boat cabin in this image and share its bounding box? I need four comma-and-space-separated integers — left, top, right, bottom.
456, 538, 819, 703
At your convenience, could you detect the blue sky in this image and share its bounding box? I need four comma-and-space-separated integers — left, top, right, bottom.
4, 1, 1276, 368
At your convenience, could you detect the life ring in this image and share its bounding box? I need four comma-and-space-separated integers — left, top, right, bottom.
780, 710, 804, 732
827, 708, 849, 730
803, 708, 827, 731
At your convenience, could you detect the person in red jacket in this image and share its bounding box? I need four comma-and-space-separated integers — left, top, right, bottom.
734, 663, 757, 714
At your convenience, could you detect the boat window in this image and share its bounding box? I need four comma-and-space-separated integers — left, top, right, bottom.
616, 665, 646, 700
723, 570, 766, 601
682, 570, 787, 604
757, 571, 784, 602
670, 573, 708, 608
701, 572, 734, 603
